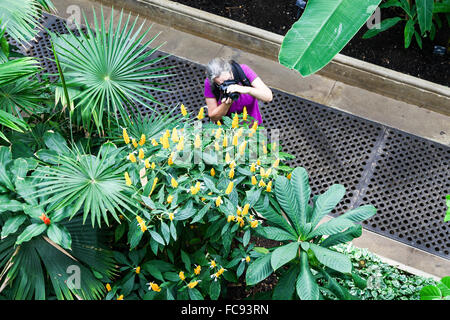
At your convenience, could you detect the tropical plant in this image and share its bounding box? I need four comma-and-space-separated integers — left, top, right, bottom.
50, 7, 174, 136
245, 166, 377, 300
279, 0, 382, 77
0, 0, 55, 45
420, 276, 450, 300
362, 0, 450, 49
0, 146, 116, 300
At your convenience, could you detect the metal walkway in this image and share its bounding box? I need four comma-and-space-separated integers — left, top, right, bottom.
17, 13, 450, 260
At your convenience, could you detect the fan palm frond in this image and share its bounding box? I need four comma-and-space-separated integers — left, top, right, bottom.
0, 0, 42, 44
0, 216, 116, 300
33, 132, 142, 227
51, 6, 175, 136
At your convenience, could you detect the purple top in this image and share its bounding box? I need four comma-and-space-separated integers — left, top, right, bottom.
204, 64, 263, 124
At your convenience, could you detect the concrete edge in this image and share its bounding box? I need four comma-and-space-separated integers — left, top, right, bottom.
95, 0, 450, 115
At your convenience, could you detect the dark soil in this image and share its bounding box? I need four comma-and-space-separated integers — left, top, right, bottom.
169, 0, 450, 87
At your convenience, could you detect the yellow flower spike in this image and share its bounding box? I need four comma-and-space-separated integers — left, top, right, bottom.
229, 161, 236, 169
151, 162, 156, 170
171, 177, 178, 188
242, 203, 250, 216
211, 168, 216, 177
259, 179, 266, 187
132, 139, 138, 148
197, 107, 204, 120
144, 159, 150, 169
117, 295, 124, 300
201, 197, 206, 201
214, 141, 220, 151
215, 196, 222, 207
229, 167, 235, 179
149, 282, 161, 292
225, 152, 231, 163
136, 216, 147, 232
187, 280, 199, 289
287, 172, 292, 180
273, 158, 280, 168
232, 134, 238, 147
194, 265, 201, 275
123, 128, 130, 144
265, 168, 272, 178
179, 271, 186, 281
252, 121, 258, 131
251, 176, 257, 185
124, 172, 132, 186
177, 136, 185, 151
208, 192, 212, 195
250, 220, 259, 228
239, 141, 246, 155
139, 134, 146, 146
243, 106, 248, 121
225, 181, 233, 195
245, 256, 251, 263
195, 181, 201, 192
215, 267, 225, 278
236, 208, 242, 216
135, 266, 141, 274
151, 138, 159, 146
138, 148, 145, 160
210, 260, 216, 268
129, 153, 137, 163
250, 162, 256, 172
223, 135, 228, 148
217, 121, 222, 126
257, 159, 261, 166
215, 127, 222, 140
263, 143, 268, 154
232, 113, 239, 129
149, 177, 158, 195
168, 212, 175, 221
181, 104, 188, 117
227, 215, 235, 223
236, 216, 244, 227
167, 195, 174, 204
171, 128, 179, 143
266, 180, 272, 192
106, 283, 112, 292
260, 167, 265, 177
162, 135, 170, 149
194, 134, 201, 149
168, 152, 174, 166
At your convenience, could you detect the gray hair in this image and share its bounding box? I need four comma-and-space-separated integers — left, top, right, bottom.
205, 58, 232, 85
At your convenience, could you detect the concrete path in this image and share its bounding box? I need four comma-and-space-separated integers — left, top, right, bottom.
50, 0, 450, 279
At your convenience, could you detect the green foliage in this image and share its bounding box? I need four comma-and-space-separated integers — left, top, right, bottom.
279, 0, 382, 77
50, 7, 174, 136
420, 276, 450, 300
445, 194, 450, 222
245, 166, 377, 300
0, 146, 116, 299
363, 0, 450, 49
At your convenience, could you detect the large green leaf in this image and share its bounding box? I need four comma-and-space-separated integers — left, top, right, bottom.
272, 265, 298, 300
15, 223, 47, 245
274, 176, 301, 235
307, 217, 354, 239
321, 224, 362, 247
420, 285, 442, 300
256, 226, 298, 242
1, 215, 27, 239
309, 184, 346, 228
416, 0, 434, 34
271, 242, 300, 271
245, 252, 273, 286
296, 251, 320, 300
309, 243, 352, 273
279, 0, 382, 77
290, 167, 310, 229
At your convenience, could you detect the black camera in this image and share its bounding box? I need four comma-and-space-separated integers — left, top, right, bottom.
218, 80, 240, 101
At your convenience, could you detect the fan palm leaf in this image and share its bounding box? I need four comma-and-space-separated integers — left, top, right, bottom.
51, 6, 175, 136
33, 134, 142, 227
0, 217, 116, 300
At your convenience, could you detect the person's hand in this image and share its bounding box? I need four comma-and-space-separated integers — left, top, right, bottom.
221, 97, 233, 105
226, 84, 251, 95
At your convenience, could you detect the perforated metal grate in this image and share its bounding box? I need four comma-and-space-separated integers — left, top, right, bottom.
16, 13, 450, 259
